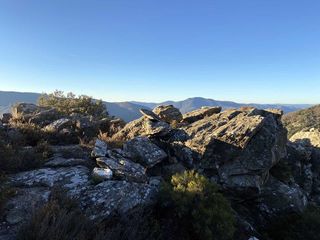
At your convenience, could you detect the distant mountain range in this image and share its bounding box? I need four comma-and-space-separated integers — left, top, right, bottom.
0, 91, 313, 122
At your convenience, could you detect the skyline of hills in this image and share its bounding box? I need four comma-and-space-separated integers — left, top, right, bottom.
0, 90, 314, 122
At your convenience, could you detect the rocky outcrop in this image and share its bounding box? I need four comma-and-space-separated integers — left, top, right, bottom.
183, 108, 287, 193
3, 103, 318, 240
152, 105, 183, 123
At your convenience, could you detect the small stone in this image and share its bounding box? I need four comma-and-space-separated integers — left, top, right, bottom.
92, 167, 113, 181
91, 139, 108, 158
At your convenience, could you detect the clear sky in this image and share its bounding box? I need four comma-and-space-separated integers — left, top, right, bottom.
0, 0, 319, 103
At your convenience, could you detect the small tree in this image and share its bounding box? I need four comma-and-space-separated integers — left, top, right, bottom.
38, 90, 107, 118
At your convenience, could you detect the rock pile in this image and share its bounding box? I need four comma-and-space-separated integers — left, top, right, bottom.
2, 103, 319, 240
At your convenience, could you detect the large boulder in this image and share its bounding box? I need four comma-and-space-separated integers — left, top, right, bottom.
11, 103, 41, 120
28, 108, 59, 126
152, 105, 183, 123
96, 157, 147, 183
182, 106, 222, 124
183, 108, 287, 194
124, 137, 168, 168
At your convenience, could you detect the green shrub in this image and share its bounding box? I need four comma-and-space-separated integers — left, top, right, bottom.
10, 122, 44, 146
159, 170, 235, 240
264, 206, 320, 240
0, 139, 51, 173
38, 90, 107, 119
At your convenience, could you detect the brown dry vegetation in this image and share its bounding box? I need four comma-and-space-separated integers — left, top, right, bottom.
282, 104, 320, 137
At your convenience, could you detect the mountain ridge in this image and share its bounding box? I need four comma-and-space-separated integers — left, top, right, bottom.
0, 90, 314, 122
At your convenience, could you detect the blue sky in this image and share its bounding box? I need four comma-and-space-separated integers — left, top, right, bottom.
0, 0, 319, 103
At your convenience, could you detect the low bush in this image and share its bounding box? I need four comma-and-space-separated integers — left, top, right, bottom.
159, 170, 235, 240
17, 189, 93, 240
0, 139, 51, 173
263, 206, 320, 240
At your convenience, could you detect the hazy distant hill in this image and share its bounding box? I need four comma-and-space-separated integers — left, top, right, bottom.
133, 97, 312, 114
0, 91, 313, 122
283, 104, 320, 137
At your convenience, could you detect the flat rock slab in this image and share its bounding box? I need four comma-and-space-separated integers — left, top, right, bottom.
8, 166, 90, 190
139, 108, 161, 121
182, 106, 222, 124
97, 157, 147, 183
80, 180, 159, 221
44, 157, 91, 167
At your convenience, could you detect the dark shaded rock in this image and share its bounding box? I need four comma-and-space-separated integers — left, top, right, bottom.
152, 105, 183, 123
259, 177, 307, 217
4, 187, 50, 225
44, 157, 91, 168
96, 157, 147, 183
124, 137, 167, 168
1, 113, 12, 124
165, 128, 190, 142
162, 163, 186, 179
170, 141, 195, 166
51, 145, 90, 159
